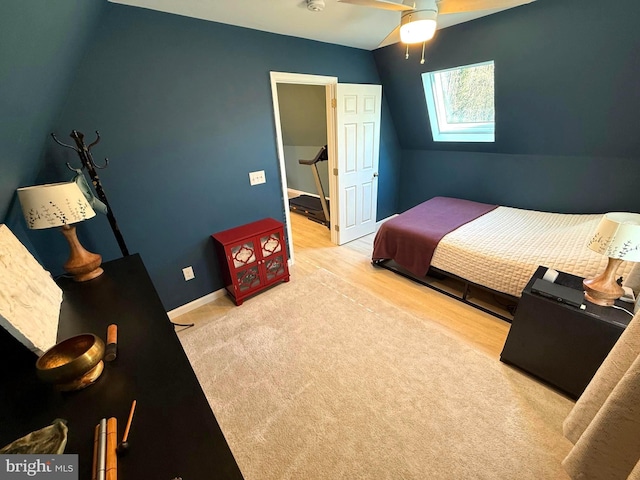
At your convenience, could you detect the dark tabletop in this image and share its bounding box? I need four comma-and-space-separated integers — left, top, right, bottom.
0, 254, 244, 480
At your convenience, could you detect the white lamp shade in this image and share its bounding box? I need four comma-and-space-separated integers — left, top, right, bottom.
400, 9, 437, 44
17, 182, 96, 230
587, 212, 640, 262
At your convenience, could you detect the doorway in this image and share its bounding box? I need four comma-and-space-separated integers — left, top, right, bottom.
277, 84, 330, 227
271, 73, 382, 263
270, 72, 337, 265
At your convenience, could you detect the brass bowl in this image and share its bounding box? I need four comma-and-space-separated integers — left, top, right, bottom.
36, 334, 105, 391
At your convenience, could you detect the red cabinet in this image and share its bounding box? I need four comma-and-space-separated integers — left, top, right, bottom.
212, 218, 289, 305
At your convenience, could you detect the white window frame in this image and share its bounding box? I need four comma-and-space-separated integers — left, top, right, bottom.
422, 60, 495, 143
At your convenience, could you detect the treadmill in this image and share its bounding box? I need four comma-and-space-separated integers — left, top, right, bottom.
289, 145, 330, 228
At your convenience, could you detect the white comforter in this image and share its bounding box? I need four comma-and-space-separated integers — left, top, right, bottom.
431, 206, 636, 298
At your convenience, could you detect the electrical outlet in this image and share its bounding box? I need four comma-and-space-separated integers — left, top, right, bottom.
249, 170, 266, 186
182, 266, 195, 281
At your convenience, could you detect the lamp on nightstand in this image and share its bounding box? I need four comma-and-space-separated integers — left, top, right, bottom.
583, 212, 640, 306
17, 181, 103, 282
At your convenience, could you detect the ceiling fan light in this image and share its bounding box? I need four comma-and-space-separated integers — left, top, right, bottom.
400, 19, 437, 43
400, 8, 438, 44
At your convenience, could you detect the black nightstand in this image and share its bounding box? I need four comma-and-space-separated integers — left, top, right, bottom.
500, 266, 632, 399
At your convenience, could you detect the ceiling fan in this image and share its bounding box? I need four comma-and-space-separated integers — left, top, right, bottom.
337, 0, 536, 48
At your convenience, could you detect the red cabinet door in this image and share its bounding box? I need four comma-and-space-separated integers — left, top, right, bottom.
213, 218, 289, 305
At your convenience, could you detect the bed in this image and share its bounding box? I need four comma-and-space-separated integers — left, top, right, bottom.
372, 197, 636, 315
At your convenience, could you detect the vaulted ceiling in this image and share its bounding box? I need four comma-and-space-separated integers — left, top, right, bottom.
109, 0, 533, 50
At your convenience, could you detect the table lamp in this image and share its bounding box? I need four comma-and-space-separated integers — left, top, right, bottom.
17, 181, 104, 282
583, 212, 640, 306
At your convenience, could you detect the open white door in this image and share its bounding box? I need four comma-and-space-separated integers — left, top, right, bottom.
334, 83, 382, 245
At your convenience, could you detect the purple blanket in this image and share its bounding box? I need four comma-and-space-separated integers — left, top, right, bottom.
372, 197, 498, 277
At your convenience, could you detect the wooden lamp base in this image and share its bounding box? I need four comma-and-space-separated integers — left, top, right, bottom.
61, 225, 103, 282
583, 257, 624, 306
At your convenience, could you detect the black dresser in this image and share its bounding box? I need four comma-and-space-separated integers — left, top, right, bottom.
0, 254, 244, 479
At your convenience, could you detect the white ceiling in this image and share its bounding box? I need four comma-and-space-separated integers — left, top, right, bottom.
108, 0, 529, 51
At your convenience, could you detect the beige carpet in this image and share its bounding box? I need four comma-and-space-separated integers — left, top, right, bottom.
180, 268, 574, 479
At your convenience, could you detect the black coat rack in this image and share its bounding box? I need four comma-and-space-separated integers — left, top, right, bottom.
51, 130, 130, 257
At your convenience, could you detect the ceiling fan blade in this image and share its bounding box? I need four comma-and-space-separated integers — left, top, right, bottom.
437, 0, 535, 14
337, 0, 414, 12
378, 25, 402, 47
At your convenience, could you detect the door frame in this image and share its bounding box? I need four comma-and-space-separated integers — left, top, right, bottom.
269, 71, 339, 264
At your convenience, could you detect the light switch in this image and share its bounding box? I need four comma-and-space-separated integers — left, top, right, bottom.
249, 170, 266, 186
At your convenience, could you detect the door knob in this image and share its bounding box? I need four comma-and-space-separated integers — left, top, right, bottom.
373, 172, 379, 177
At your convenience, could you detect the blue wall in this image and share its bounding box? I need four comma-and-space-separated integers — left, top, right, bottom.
373, 0, 640, 213
0, 0, 105, 253
10, 0, 634, 311
42, 4, 400, 310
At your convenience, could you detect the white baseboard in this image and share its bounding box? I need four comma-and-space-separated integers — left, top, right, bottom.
168, 259, 294, 319
167, 288, 227, 319
377, 213, 397, 224
287, 187, 309, 198
288, 188, 329, 201
168, 213, 388, 320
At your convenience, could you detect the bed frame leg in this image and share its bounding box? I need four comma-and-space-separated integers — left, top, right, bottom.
462, 282, 470, 301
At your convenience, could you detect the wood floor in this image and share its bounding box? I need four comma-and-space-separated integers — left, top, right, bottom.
175, 211, 511, 358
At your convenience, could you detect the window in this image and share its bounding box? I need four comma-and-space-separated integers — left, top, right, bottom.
422, 61, 495, 142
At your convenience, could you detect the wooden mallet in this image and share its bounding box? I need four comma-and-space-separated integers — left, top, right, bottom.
116, 400, 136, 456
